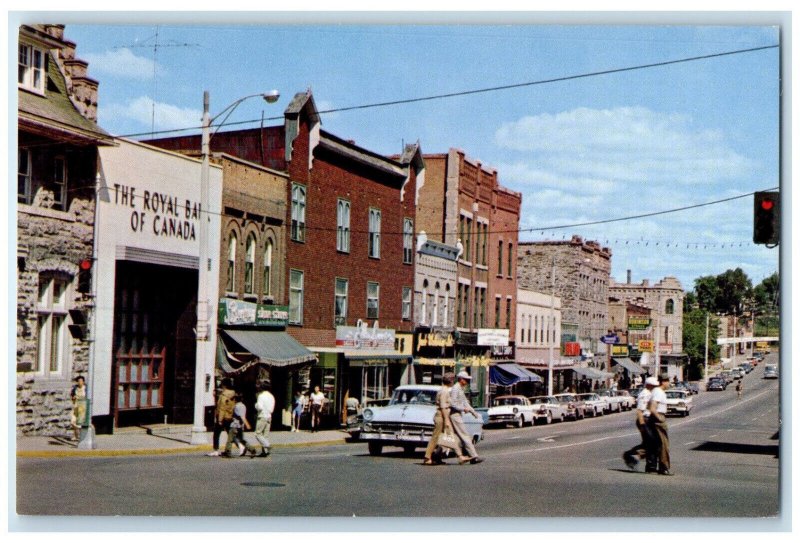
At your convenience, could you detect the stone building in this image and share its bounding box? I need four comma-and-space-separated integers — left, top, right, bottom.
16, 24, 113, 436
517, 236, 612, 356
608, 273, 685, 355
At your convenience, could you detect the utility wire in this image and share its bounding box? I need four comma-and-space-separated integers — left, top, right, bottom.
117, 44, 778, 140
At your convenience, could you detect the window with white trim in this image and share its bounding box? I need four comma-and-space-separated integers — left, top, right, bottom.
402, 287, 412, 320
421, 280, 428, 325
244, 233, 256, 294
289, 270, 304, 325
263, 240, 273, 297
367, 282, 379, 319
403, 218, 413, 264
443, 285, 450, 326
52, 156, 67, 211
18, 148, 31, 204
291, 183, 306, 242
335, 278, 348, 326
226, 233, 237, 292
35, 274, 70, 377
368, 208, 381, 258
337, 199, 350, 253
19, 43, 45, 93
433, 282, 440, 326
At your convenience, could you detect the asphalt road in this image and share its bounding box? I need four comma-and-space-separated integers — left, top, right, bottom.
15, 353, 782, 523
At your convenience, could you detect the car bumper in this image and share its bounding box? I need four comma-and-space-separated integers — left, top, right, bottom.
360, 429, 431, 443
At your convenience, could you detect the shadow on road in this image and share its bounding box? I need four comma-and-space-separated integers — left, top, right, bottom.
692, 441, 779, 457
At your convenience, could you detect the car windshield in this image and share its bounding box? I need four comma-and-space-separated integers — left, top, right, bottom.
556, 394, 575, 402
577, 394, 596, 400
530, 397, 549, 405
493, 397, 523, 406
666, 391, 685, 399
390, 389, 437, 406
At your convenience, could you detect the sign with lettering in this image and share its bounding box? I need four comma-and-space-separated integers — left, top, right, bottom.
417, 331, 455, 348
336, 321, 396, 351
638, 340, 654, 353
478, 329, 510, 347
611, 345, 629, 356
628, 317, 652, 331
601, 333, 620, 345
218, 298, 289, 327
112, 183, 201, 242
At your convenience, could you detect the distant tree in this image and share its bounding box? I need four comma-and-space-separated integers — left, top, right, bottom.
682, 309, 720, 378
693, 275, 720, 312
714, 268, 753, 315
753, 272, 779, 313
683, 291, 698, 313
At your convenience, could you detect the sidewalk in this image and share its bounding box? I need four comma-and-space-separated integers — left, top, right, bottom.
15, 425, 352, 458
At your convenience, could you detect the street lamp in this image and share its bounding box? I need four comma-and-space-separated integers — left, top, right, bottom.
190, 89, 280, 445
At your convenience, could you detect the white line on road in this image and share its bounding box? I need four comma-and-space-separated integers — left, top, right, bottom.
684, 441, 696, 446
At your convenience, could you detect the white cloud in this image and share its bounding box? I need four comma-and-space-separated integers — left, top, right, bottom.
82, 48, 160, 80
495, 106, 752, 185
101, 96, 201, 133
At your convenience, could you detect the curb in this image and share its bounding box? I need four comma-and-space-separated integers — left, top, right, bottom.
16, 438, 349, 459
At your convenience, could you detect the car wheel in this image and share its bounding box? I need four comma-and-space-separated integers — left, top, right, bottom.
368, 442, 383, 456
472, 434, 480, 445
561, 414, 566, 423
516, 417, 524, 429
546, 412, 553, 425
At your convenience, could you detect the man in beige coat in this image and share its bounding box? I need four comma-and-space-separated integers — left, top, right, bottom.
423, 372, 461, 465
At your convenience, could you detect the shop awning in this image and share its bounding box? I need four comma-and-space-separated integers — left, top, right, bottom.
613, 357, 646, 375
490, 362, 543, 387
572, 366, 614, 380
218, 329, 317, 374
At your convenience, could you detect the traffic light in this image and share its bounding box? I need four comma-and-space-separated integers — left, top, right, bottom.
68, 308, 89, 341
77, 258, 92, 294
753, 191, 780, 245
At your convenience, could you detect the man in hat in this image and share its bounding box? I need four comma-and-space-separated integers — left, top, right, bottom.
449, 370, 484, 464
646, 375, 672, 475
622, 376, 658, 472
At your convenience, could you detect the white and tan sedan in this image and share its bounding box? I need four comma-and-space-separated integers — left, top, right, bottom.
487, 395, 535, 428
529, 395, 570, 424
665, 389, 693, 416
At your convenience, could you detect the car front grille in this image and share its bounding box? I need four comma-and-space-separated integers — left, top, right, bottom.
369, 422, 431, 434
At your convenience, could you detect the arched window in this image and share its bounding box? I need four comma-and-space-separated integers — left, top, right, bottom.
263, 239, 273, 297
244, 234, 256, 294
226, 232, 237, 292
665, 299, 675, 314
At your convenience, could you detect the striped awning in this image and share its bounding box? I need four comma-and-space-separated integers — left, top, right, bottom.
218, 329, 317, 374
613, 357, 646, 375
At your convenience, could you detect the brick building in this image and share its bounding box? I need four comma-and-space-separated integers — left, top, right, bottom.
517, 236, 612, 358
16, 24, 113, 436
148, 91, 422, 423
418, 149, 522, 405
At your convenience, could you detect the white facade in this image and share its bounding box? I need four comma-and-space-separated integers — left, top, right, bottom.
94, 139, 222, 420
414, 238, 458, 328
515, 288, 563, 366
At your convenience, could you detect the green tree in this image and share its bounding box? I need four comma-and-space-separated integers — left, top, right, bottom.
693, 275, 719, 312
682, 309, 720, 379
714, 268, 753, 315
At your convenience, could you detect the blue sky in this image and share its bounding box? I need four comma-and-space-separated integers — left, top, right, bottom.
56, 18, 781, 292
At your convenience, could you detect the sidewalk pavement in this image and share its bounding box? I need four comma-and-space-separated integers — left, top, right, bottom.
15, 425, 352, 458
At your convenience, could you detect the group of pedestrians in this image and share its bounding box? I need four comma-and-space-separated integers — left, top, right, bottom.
622, 375, 672, 476
423, 371, 484, 466
207, 378, 274, 458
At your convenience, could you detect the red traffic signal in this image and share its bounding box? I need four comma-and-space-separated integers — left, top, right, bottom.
77, 258, 93, 294
753, 192, 779, 245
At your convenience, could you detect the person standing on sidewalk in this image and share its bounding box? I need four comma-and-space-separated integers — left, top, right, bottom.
207, 378, 236, 457
310, 386, 325, 432
69, 376, 87, 441
449, 371, 483, 465
291, 391, 306, 432
622, 376, 657, 472
646, 375, 672, 475
253, 383, 275, 457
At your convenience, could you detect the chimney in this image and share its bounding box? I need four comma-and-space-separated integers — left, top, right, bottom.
627, 269, 631, 284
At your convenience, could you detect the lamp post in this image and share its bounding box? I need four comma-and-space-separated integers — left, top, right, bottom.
547, 255, 555, 396
190, 89, 280, 445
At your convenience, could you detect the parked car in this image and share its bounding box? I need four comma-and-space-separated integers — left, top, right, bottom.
595, 389, 628, 412
763, 364, 778, 380
674, 381, 699, 395
576, 393, 608, 417
553, 393, 586, 421
359, 384, 484, 456
616, 390, 636, 409
487, 395, 535, 428
706, 377, 727, 391
529, 395, 570, 424
665, 389, 693, 416
730, 368, 745, 380
628, 386, 644, 399
719, 371, 734, 384
739, 362, 753, 374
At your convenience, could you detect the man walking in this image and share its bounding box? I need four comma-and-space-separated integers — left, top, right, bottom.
622, 376, 657, 472
647, 375, 672, 475
310, 385, 325, 432
253, 382, 275, 457
207, 378, 236, 456
449, 371, 483, 465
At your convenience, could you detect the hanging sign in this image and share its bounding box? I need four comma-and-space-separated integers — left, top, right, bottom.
611, 345, 629, 356
638, 340, 654, 353
627, 317, 652, 331
218, 298, 289, 327
601, 333, 620, 345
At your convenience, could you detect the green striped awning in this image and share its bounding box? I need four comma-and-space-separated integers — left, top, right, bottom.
218, 329, 317, 374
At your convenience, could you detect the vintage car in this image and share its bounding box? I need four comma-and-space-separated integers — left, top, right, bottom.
595, 389, 629, 412
577, 393, 608, 417
552, 393, 586, 421
730, 367, 745, 380
665, 389, 693, 416
763, 364, 778, 379
706, 377, 727, 391
616, 390, 636, 409
359, 385, 484, 456
487, 395, 535, 428
529, 395, 570, 424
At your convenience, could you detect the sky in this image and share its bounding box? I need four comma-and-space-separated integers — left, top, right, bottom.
16, 13, 785, 293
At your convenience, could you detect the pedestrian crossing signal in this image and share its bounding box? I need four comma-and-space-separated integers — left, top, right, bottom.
68, 308, 89, 341
753, 192, 779, 245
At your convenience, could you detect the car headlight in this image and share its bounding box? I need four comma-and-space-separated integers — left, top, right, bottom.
362, 422, 373, 431
363, 409, 374, 422
513, 407, 519, 414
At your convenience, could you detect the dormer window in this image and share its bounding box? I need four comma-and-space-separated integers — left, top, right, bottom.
19, 43, 45, 94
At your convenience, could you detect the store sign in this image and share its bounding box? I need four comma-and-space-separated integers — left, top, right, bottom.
336, 321, 395, 351
417, 331, 455, 348
601, 333, 620, 345
113, 184, 201, 242
491, 345, 514, 357
477, 329, 510, 347
611, 345, 629, 356
638, 340, 654, 353
628, 317, 652, 331
218, 298, 289, 327
564, 342, 581, 356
